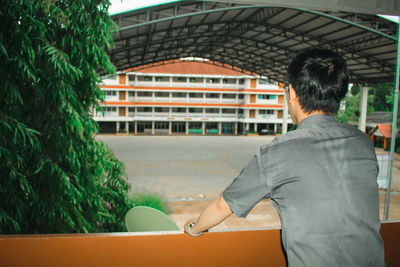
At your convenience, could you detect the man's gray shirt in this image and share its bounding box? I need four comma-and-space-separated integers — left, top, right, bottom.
223, 115, 385, 266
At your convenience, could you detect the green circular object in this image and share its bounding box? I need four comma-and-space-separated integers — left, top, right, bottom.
125, 206, 180, 232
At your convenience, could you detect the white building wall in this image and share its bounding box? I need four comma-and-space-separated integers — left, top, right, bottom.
95, 71, 291, 134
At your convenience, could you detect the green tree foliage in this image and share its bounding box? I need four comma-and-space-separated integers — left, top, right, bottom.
336, 86, 374, 124
0, 0, 132, 233
371, 83, 393, 112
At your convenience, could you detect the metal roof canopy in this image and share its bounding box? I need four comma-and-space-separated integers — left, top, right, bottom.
207, 0, 400, 17
110, 0, 398, 84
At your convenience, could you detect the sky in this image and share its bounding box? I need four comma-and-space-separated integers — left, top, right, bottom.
108, 0, 180, 15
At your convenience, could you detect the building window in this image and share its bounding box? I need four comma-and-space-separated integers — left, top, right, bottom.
137, 76, 152, 82
128, 75, 136, 82
238, 94, 244, 99
137, 91, 152, 97
155, 122, 168, 129
221, 109, 236, 114
173, 77, 187, 83
155, 107, 169, 113
206, 93, 219, 99
223, 78, 236, 84
137, 121, 152, 133
259, 79, 268, 84
104, 91, 117, 97
258, 95, 276, 100
238, 109, 244, 114
137, 107, 152, 112
239, 79, 245, 85
189, 77, 202, 83
207, 78, 220, 84
155, 76, 168, 82
172, 92, 186, 98
101, 74, 117, 80
172, 107, 186, 113
128, 92, 135, 97
103, 107, 117, 112
189, 93, 203, 98
128, 107, 135, 112
189, 108, 202, 113
155, 92, 169, 97
222, 94, 236, 99
259, 110, 274, 115
205, 108, 219, 113
188, 122, 202, 133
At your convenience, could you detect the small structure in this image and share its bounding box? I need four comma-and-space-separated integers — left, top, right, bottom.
369, 124, 391, 150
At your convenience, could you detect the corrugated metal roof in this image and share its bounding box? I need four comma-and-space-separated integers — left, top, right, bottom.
125, 59, 248, 76
109, 1, 398, 84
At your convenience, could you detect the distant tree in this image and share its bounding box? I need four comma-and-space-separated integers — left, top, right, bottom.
0, 0, 132, 234
336, 87, 374, 124
350, 84, 361, 96
371, 83, 393, 112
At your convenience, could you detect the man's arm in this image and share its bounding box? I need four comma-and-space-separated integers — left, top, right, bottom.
184, 193, 232, 236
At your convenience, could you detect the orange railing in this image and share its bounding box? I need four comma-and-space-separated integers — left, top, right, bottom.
0, 221, 399, 267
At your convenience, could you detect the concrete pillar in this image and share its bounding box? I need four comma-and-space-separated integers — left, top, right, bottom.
358, 86, 369, 132
116, 121, 120, 132
255, 123, 258, 133
125, 122, 129, 133
152, 121, 155, 135
202, 122, 205, 135
218, 122, 222, 135
169, 121, 172, 135
185, 121, 189, 135
234, 122, 238, 135
282, 93, 288, 134
134, 121, 137, 134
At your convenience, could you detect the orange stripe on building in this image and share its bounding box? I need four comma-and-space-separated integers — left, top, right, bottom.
100, 101, 282, 109
99, 85, 283, 94
242, 104, 283, 108
242, 89, 283, 93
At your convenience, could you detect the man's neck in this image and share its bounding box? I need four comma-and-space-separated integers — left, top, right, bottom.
296, 110, 328, 125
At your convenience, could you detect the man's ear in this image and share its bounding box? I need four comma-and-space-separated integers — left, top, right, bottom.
289, 84, 298, 103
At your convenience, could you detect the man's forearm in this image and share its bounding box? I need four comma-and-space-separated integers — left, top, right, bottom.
188, 193, 233, 235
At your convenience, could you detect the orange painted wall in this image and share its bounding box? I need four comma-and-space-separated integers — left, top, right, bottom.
119, 107, 126, 116
0, 229, 285, 267
250, 79, 257, 88
0, 222, 398, 267
250, 95, 256, 103
278, 95, 284, 104
249, 110, 255, 118
119, 91, 126, 100
119, 74, 126, 85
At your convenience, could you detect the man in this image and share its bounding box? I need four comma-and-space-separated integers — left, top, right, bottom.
184, 49, 386, 266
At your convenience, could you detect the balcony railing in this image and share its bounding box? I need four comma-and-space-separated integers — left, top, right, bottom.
0, 221, 398, 267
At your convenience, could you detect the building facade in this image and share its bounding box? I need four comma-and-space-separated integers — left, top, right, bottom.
94, 60, 291, 135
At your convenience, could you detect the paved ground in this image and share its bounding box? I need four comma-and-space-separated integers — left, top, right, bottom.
97, 135, 400, 231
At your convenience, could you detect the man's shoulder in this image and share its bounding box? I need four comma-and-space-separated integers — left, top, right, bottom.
260, 122, 369, 154
259, 130, 304, 155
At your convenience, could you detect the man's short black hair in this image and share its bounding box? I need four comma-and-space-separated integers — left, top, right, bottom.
287, 48, 349, 114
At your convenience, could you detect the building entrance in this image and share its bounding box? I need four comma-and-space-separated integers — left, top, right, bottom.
172, 122, 186, 133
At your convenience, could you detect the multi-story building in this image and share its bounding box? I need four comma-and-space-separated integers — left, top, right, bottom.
95, 59, 291, 135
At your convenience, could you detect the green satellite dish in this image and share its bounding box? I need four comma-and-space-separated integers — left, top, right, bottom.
125, 206, 180, 232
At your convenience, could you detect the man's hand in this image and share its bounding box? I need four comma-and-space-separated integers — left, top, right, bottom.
184, 218, 197, 234
183, 194, 232, 237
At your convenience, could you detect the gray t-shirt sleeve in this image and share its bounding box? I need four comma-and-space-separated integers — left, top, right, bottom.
223, 150, 271, 217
